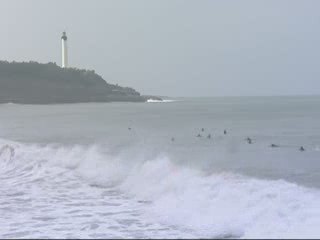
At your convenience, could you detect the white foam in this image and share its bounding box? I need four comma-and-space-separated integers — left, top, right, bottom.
1, 139, 320, 238
0, 102, 17, 106
0, 140, 193, 238
119, 157, 320, 238
147, 99, 177, 103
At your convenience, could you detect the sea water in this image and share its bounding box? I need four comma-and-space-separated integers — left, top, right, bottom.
0, 96, 320, 238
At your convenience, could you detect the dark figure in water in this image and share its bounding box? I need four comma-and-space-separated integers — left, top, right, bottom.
207, 134, 211, 139
270, 144, 279, 148
224, 129, 227, 135
171, 137, 175, 142
197, 134, 202, 138
128, 127, 132, 130
0, 144, 15, 160
201, 128, 205, 132
300, 146, 305, 152
246, 137, 252, 144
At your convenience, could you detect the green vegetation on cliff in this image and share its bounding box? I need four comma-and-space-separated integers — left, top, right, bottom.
0, 61, 160, 104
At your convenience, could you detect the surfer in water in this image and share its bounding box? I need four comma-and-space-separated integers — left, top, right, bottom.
246, 137, 252, 144
0, 144, 15, 160
300, 146, 305, 152
201, 128, 205, 132
224, 129, 227, 135
270, 144, 279, 148
197, 133, 202, 138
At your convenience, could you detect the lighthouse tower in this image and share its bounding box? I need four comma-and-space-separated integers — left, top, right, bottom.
61, 31, 68, 68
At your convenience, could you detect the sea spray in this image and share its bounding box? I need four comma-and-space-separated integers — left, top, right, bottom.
1, 138, 320, 238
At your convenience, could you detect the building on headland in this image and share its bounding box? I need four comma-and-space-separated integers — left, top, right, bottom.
61, 32, 68, 68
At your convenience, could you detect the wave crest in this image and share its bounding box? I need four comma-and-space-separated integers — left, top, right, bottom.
147, 99, 176, 103
1, 138, 320, 238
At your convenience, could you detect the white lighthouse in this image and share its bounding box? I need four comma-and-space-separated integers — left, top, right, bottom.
61, 31, 68, 68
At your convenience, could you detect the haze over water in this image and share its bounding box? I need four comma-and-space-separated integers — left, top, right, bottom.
1, 96, 320, 238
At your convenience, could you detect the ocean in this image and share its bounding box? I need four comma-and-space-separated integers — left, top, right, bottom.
0, 96, 320, 238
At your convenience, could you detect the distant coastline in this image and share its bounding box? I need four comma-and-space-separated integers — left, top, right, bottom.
0, 61, 161, 104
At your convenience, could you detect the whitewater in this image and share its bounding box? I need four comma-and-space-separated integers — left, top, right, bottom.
1, 96, 320, 238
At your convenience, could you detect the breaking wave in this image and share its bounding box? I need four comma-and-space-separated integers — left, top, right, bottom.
147, 99, 176, 103
1, 138, 320, 238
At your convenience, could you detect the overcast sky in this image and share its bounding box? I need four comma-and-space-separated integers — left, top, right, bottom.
1, 0, 320, 97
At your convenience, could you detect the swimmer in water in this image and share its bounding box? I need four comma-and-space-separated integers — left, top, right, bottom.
207, 134, 211, 139
270, 144, 279, 148
0, 144, 15, 160
246, 137, 252, 144
171, 137, 175, 142
224, 129, 227, 135
201, 128, 205, 132
299, 146, 305, 152
128, 127, 131, 130
197, 134, 202, 138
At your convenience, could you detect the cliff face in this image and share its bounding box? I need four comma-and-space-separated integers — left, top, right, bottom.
0, 61, 158, 104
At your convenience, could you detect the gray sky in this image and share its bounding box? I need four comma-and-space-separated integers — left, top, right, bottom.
1, 0, 320, 97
